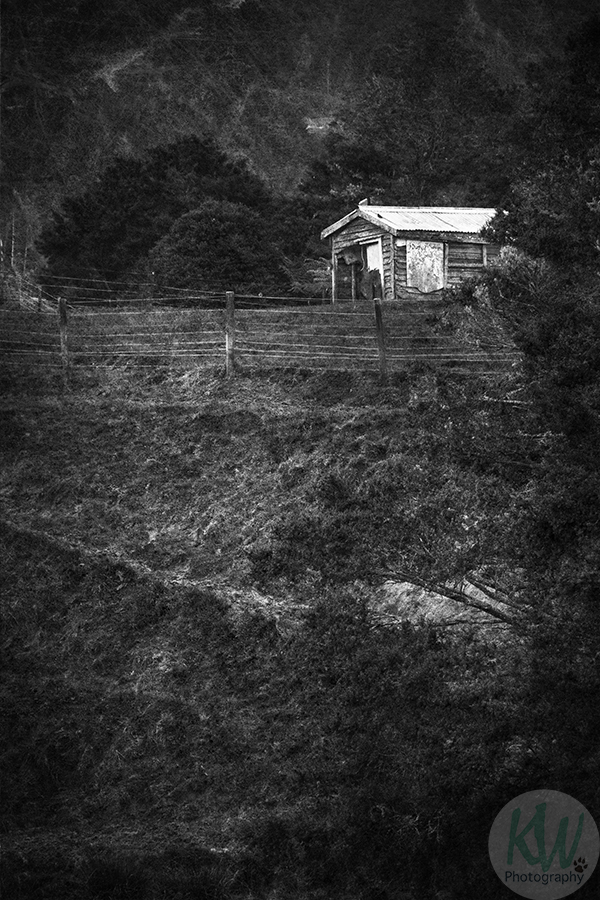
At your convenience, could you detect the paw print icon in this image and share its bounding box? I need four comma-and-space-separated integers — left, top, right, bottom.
573, 857, 588, 873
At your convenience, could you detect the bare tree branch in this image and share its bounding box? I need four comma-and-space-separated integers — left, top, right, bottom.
376, 568, 520, 625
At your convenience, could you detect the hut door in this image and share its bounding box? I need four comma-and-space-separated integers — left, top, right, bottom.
406, 240, 445, 293
364, 241, 383, 279
358, 241, 384, 299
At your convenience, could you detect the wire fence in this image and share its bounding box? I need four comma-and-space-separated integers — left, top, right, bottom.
0, 279, 520, 377
2, 272, 330, 309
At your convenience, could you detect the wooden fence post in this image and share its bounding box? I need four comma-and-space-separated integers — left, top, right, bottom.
225, 291, 236, 377
58, 297, 70, 384
371, 273, 387, 381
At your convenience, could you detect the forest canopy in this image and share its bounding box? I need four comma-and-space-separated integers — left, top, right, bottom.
3, 0, 600, 283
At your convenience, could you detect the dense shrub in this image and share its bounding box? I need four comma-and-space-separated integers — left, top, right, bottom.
150, 199, 290, 293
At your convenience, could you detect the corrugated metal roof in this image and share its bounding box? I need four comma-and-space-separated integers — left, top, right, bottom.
321, 206, 497, 239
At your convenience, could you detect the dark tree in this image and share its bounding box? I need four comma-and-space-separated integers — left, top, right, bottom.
39, 135, 271, 282
490, 147, 600, 267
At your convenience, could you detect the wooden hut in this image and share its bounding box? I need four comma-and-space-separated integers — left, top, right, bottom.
321, 201, 500, 301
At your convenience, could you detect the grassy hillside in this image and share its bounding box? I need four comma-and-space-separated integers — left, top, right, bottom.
0, 363, 524, 589
0, 363, 596, 899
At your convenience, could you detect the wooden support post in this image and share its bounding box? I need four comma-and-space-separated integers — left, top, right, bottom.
351, 262, 357, 305
331, 247, 337, 304
58, 297, 70, 385
225, 291, 235, 377
372, 274, 387, 381
443, 242, 449, 287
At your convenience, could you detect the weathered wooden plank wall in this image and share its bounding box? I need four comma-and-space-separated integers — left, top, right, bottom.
446, 241, 501, 285
394, 243, 408, 293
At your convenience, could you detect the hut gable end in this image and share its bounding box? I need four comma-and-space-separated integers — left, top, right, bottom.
334, 217, 386, 250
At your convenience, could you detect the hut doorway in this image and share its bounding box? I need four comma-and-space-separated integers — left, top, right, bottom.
364, 240, 384, 283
